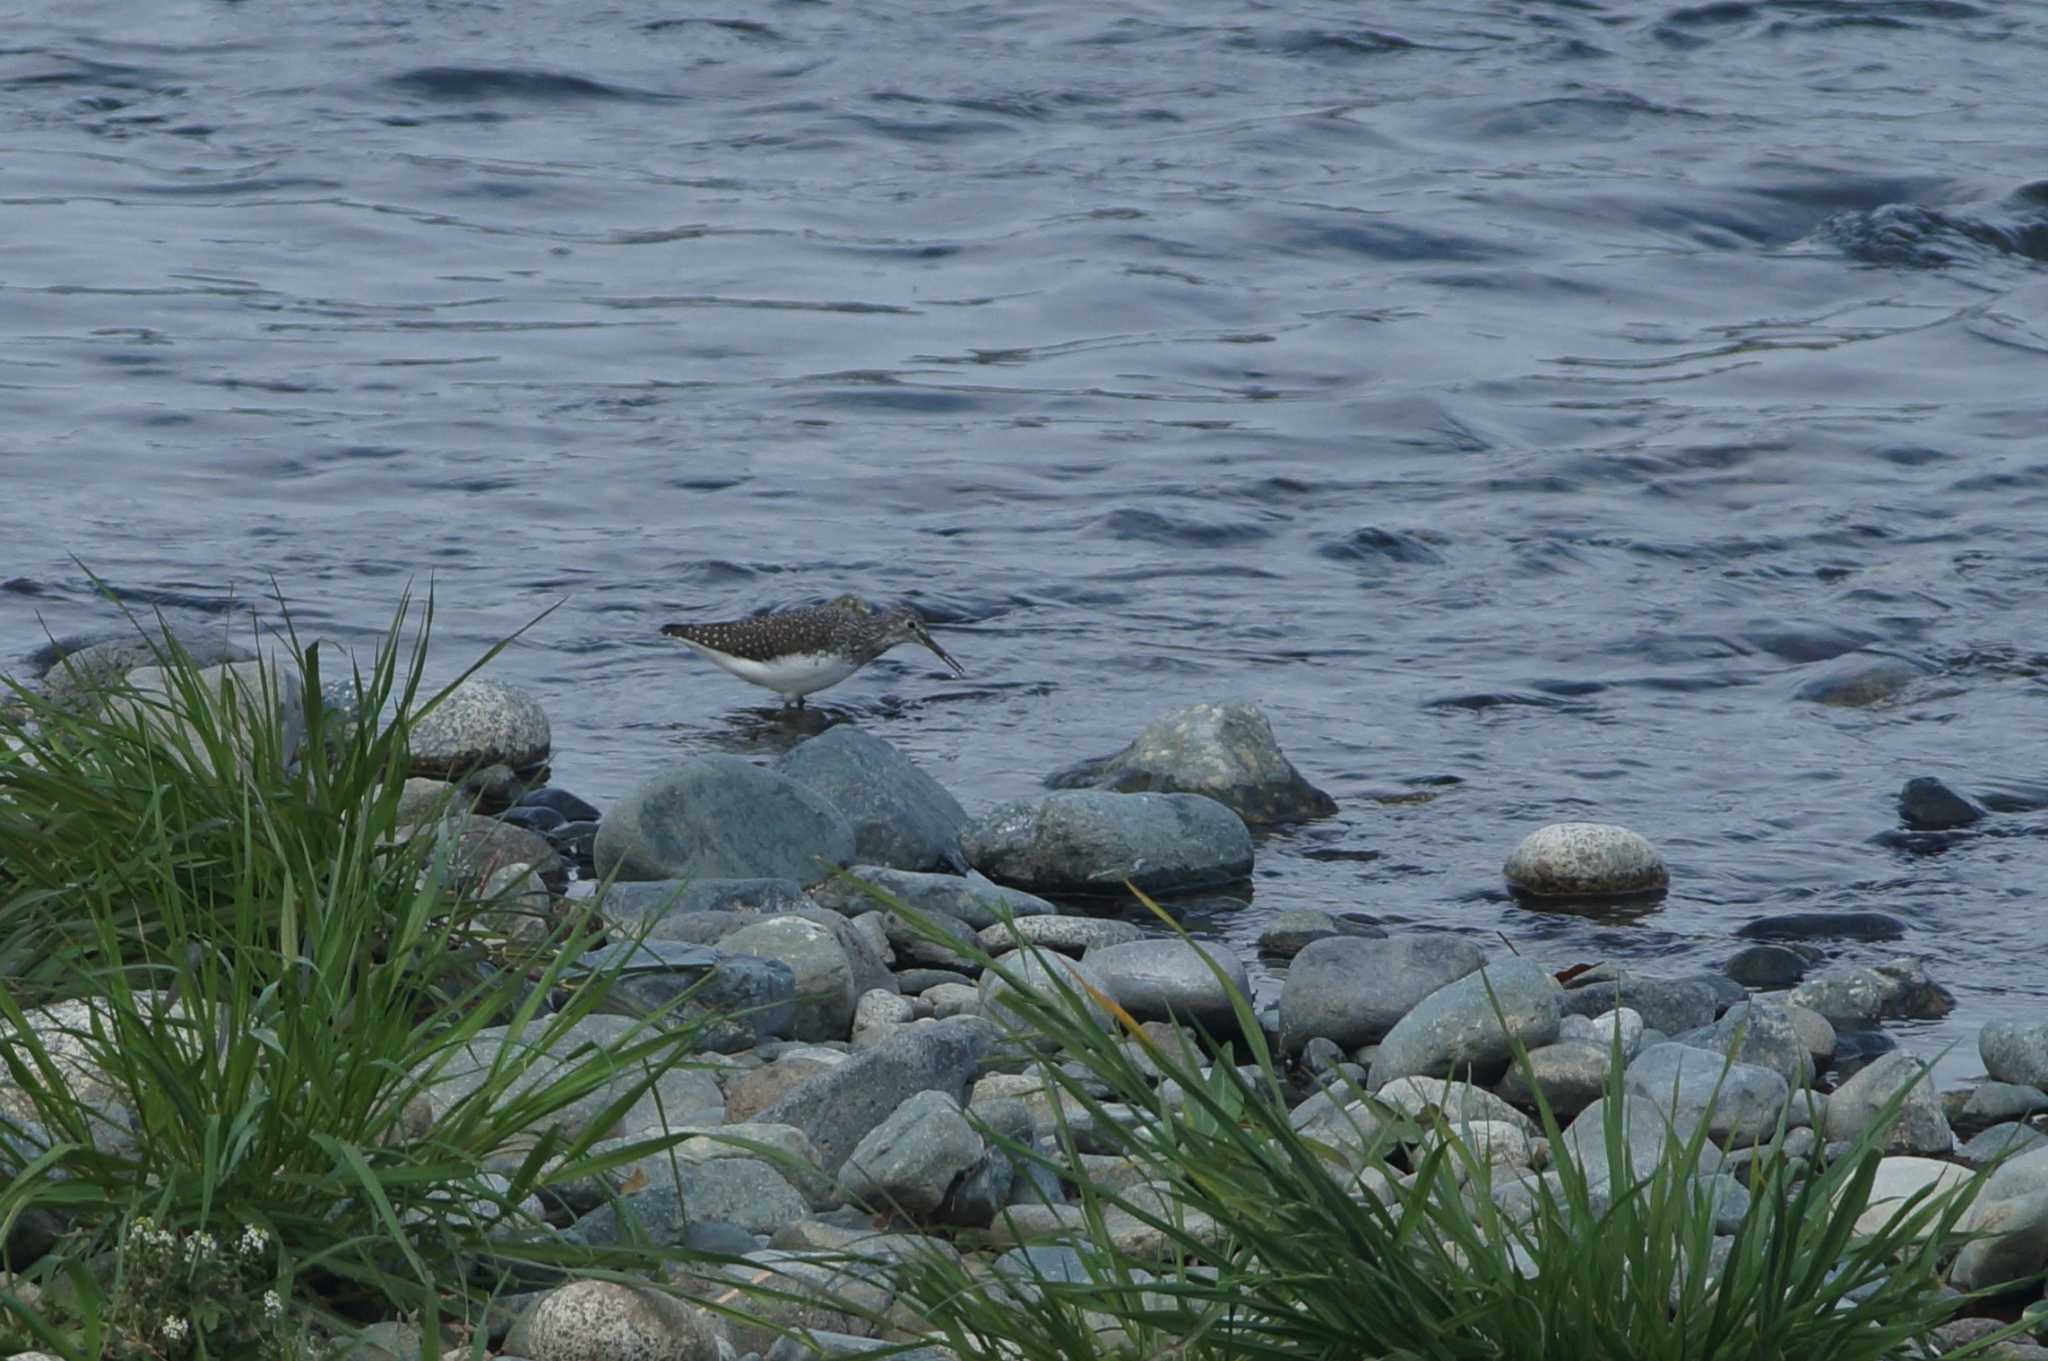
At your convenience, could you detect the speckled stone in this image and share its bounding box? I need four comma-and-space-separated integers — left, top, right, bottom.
523, 1279, 723, 1361
408, 677, 551, 779
1503, 822, 1667, 897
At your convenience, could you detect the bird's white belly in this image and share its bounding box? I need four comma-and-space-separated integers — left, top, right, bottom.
683, 642, 861, 698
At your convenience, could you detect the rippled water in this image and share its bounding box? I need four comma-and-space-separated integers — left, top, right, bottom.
7, 0, 2048, 1079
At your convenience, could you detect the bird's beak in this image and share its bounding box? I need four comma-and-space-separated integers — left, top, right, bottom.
919, 633, 967, 677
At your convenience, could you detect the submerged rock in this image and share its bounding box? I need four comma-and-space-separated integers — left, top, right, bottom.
1792, 654, 1930, 707
1045, 701, 1336, 825
776, 725, 969, 872
595, 755, 857, 885
1897, 775, 1986, 831
1503, 822, 1667, 897
961, 790, 1253, 896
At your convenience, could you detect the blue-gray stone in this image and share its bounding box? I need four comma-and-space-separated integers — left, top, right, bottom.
595, 756, 857, 886
1367, 959, 1562, 1088
754, 1017, 993, 1174
599, 877, 809, 927
808, 866, 1056, 931
1623, 1042, 1789, 1145
572, 938, 797, 1052
1279, 933, 1486, 1055
777, 725, 969, 872
960, 790, 1253, 895
1084, 938, 1250, 1033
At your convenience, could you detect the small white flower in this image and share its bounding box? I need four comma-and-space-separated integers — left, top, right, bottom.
160, 1315, 191, 1343
262, 1288, 284, 1320
185, 1230, 219, 1260
237, 1224, 270, 1258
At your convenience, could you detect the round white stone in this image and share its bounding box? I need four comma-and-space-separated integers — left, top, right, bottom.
1503, 822, 1667, 897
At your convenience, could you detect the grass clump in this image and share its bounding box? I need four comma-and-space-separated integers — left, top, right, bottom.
873, 894, 2034, 1361
0, 589, 710, 1358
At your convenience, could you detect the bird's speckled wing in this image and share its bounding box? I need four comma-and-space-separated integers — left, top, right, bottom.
660, 604, 850, 662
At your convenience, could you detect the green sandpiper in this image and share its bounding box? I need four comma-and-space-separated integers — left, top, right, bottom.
660, 593, 965, 708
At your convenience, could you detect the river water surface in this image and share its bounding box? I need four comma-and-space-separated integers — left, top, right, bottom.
6, 0, 2048, 1080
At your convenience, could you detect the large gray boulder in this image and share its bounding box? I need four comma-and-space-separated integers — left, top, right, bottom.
837, 1089, 990, 1220
776, 726, 969, 872
1085, 938, 1250, 1033
961, 790, 1253, 895
1046, 702, 1335, 825
595, 755, 857, 885
716, 915, 891, 1043
598, 877, 809, 929
1278, 933, 1486, 1055
808, 866, 1056, 930
100, 659, 305, 782
409, 677, 551, 779
1367, 959, 1562, 1089
1822, 1051, 1953, 1155
754, 1017, 992, 1175
1623, 1043, 1789, 1146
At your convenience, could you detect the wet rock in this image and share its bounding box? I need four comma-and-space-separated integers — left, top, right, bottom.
1734, 911, 1905, 943
409, 677, 550, 780
717, 916, 886, 1043
1979, 1021, 2048, 1090
1278, 933, 1485, 1055
837, 1090, 990, 1221
1368, 959, 1563, 1089
961, 790, 1253, 896
524, 1279, 723, 1361
570, 939, 796, 1052
753, 1017, 991, 1174
1561, 976, 1718, 1035
31, 626, 255, 712
1494, 1042, 1611, 1120
1722, 943, 1813, 987
1791, 961, 1952, 1025
1829, 1025, 1896, 1080
808, 866, 1056, 930
1944, 1081, 2048, 1137
1256, 909, 1386, 957
435, 813, 567, 895
595, 756, 857, 886
502, 803, 565, 835
1898, 776, 1986, 831
1624, 1043, 1790, 1146
1792, 654, 1929, 707
1502, 822, 1667, 897
1822, 1051, 1952, 1155
1085, 938, 1249, 1033
776, 726, 969, 873
976, 914, 1143, 956
520, 786, 601, 822
1044, 701, 1335, 825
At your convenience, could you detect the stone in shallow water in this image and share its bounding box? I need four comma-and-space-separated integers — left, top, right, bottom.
1733, 911, 1904, 943
1044, 701, 1336, 825
1980, 1021, 2048, 1091
1897, 775, 1986, 831
594, 755, 857, 886
1791, 654, 1929, 707
1722, 943, 1812, 988
776, 725, 969, 872
1502, 822, 1667, 897
408, 677, 550, 778
960, 789, 1253, 895
1256, 909, 1386, 957
30, 626, 256, 712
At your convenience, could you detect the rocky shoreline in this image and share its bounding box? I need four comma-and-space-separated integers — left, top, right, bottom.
10, 629, 2048, 1360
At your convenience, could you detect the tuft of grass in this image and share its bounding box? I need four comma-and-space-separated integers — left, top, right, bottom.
0, 585, 716, 1357
863, 883, 2036, 1361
